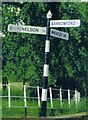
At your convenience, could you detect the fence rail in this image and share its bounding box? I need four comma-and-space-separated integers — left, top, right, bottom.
0, 83, 81, 110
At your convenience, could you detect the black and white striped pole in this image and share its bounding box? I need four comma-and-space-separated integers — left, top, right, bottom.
40, 10, 52, 117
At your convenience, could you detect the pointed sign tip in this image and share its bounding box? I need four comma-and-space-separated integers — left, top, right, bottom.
47, 10, 52, 19
48, 10, 51, 13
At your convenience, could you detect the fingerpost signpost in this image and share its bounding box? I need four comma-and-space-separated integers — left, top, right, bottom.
8, 10, 80, 117
40, 10, 52, 117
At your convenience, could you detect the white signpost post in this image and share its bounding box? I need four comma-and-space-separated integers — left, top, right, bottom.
7, 10, 80, 117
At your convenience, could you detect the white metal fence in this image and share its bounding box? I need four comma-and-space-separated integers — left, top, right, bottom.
0, 83, 81, 109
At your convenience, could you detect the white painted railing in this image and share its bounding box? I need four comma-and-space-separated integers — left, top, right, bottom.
1, 83, 81, 109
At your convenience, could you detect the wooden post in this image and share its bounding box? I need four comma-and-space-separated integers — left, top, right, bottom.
8, 83, 11, 108
60, 88, 62, 108
37, 86, 40, 108
68, 89, 70, 109
49, 87, 53, 108
24, 84, 27, 115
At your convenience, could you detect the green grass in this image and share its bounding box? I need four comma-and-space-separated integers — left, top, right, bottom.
2, 98, 40, 118
2, 107, 40, 118
1, 97, 87, 118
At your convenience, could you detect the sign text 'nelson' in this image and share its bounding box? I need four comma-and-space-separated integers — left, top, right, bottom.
8, 24, 46, 35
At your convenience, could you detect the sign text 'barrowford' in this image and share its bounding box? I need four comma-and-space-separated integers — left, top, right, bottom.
50, 20, 80, 27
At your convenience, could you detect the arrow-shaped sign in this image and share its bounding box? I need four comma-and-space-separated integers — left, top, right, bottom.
50, 29, 69, 40
50, 20, 80, 27
8, 24, 46, 35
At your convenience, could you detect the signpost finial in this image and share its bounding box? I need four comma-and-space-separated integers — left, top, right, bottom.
47, 10, 52, 19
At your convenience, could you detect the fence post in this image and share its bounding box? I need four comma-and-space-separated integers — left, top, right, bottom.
68, 89, 70, 109
8, 83, 11, 108
24, 84, 27, 115
60, 88, 62, 108
77, 91, 80, 102
37, 86, 40, 108
75, 89, 78, 109
49, 87, 53, 108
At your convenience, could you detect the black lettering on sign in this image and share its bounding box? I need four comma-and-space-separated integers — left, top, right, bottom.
52, 30, 55, 36
59, 32, 62, 37
30, 28, 39, 32
56, 31, 60, 36
51, 22, 53, 26
22, 27, 29, 31
67, 22, 71, 25
16, 26, 21, 31
10, 25, 21, 31
10, 26, 13, 30
22, 27, 24, 31
72, 21, 76, 25
60, 22, 63, 25
63, 34, 67, 38
63, 22, 66, 25
42, 29, 45, 33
